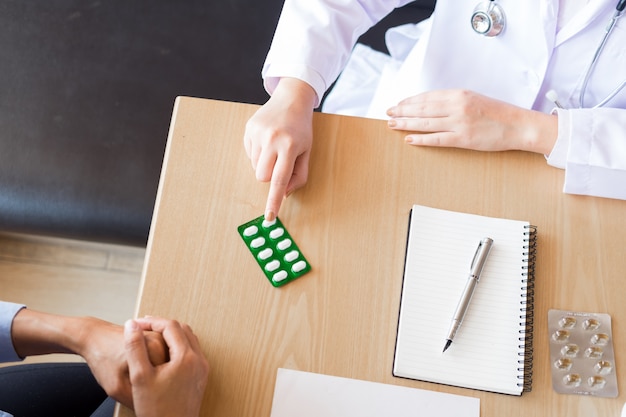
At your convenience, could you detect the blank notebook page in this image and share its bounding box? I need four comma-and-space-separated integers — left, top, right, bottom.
393, 205, 531, 395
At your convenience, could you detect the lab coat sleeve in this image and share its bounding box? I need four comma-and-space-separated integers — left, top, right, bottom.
262, 0, 414, 107
547, 108, 626, 200
0, 301, 26, 363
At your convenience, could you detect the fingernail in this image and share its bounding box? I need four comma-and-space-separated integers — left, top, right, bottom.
265, 210, 275, 222
125, 319, 139, 331
387, 107, 396, 116
388, 119, 397, 128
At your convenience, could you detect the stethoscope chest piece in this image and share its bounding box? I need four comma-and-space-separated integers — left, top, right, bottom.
471, 1, 506, 37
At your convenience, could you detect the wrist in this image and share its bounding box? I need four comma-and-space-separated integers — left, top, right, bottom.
272, 77, 317, 110
520, 110, 558, 155
11, 309, 91, 357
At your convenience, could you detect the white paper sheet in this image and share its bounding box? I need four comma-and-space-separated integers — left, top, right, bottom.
269, 368, 480, 417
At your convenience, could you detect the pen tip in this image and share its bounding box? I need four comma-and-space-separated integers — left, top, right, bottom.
442, 339, 452, 353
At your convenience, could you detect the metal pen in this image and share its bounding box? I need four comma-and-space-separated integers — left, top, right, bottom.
443, 237, 494, 353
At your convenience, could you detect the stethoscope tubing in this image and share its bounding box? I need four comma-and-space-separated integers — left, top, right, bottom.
579, 8, 625, 108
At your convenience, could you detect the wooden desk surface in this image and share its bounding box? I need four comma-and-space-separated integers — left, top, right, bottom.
119, 97, 625, 417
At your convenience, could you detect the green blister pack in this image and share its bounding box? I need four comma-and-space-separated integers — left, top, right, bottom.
237, 215, 311, 287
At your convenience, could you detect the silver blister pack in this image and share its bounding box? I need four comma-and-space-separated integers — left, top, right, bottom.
548, 309, 618, 397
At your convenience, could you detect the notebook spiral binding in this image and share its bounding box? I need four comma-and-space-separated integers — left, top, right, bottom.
517, 224, 537, 392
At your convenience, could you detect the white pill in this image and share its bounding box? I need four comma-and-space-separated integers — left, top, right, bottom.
243, 225, 258, 237
273, 270, 288, 282
284, 250, 299, 262
292, 260, 307, 273
265, 260, 280, 272
269, 227, 285, 239
250, 237, 265, 248
258, 248, 273, 260
262, 218, 277, 228
277, 238, 292, 250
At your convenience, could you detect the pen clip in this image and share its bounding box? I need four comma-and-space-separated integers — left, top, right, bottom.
469, 237, 493, 280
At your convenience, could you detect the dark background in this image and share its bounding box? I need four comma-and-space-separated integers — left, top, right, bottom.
0, 1, 435, 246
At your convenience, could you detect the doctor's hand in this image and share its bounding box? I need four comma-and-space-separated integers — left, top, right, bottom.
125, 317, 209, 417
386, 89, 557, 155
244, 77, 316, 221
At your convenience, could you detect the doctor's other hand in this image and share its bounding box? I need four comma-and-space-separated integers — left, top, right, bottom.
386, 89, 557, 155
244, 77, 316, 221
124, 317, 209, 417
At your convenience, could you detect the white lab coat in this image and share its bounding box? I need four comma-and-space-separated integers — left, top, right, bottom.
262, 0, 626, 200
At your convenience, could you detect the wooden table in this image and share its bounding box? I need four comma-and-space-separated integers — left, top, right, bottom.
118, 97, 625, 417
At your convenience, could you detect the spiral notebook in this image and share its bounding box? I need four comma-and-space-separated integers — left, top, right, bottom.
393, 205, 536, 395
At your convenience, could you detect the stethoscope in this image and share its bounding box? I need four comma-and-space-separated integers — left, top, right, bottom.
471, 0, 626, 109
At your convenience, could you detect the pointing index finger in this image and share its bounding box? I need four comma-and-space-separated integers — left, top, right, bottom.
265, 155, 294, 221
